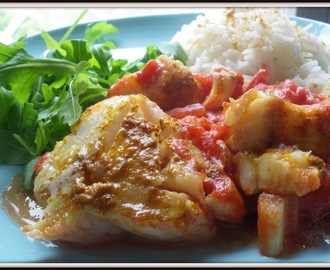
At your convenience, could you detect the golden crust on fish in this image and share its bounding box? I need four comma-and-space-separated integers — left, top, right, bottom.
22, 94, 217, 244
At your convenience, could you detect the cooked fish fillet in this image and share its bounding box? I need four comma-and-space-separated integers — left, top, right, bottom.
22, 94, 217, 244
224, 89, 330, 156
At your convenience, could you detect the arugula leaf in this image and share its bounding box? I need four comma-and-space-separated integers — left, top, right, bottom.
6, 102, 22, 134
0, 51, 76, 106
85, 21, 118, 44
22, 156, 39, 190
0, 87, 15, 128
21, 102, 38, 129
14, 133, 37, 156
57, 81, 82, 126
156, 41, 188, 65
89, 43, 114, 77
61, 40, 92, 63
41, 9, 88, 56
0, 130, 33, 165
11, 36, 26, 50
34, 120, 49, 154
41, 30, 67, 57
0, 43, 19, 64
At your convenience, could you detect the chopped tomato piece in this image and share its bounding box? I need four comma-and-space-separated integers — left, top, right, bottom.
247, 71, 327, 105
231, 71, 244, 99
193, 72, 213, 96
245, 67, 269, 91
180, 112, 229, 160
167, 103, 206, 119
34, 152, 50, 174
136, 59, 164, 87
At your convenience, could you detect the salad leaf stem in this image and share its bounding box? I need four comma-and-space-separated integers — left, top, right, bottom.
60, 9, 89, 44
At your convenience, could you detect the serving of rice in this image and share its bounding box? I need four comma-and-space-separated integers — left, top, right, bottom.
171, 8, 330, 93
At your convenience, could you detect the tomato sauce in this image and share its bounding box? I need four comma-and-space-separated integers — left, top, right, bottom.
299, 158, 330, 220
167, 103, 206, 119
169, 67, 330, 256
193, 72, 213, 96
136, 59, 164, 87
248, 78, 327, 106
174, 110, 229, 162
245, 68, 269, 91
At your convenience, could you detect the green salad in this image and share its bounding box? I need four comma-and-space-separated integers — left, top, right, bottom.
0, 10, 188, 189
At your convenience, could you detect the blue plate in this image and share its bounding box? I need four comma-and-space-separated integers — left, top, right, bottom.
1, 13, 330, 265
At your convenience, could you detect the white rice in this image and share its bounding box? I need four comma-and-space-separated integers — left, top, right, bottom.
171, 8, 330, 93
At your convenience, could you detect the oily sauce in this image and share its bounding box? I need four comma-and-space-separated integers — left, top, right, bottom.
0, 173, 258, 254
1, 173, 44, 227
1, 173, 330, 258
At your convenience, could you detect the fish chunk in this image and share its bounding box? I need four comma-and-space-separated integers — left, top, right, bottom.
107, 55, 205, 111
202, 68, 244, 111
22, 94, 216, 244
234, 146, 327, 197
257, 193, 299, 257
223, 89, 330, 156
223, 89, 277, 153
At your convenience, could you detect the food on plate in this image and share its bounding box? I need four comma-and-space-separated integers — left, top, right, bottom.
22, 94, 219, 244
223, 87, 330, 156
171, 7, 330, 93
257, 193, 299, 257
22, 56, 248, 244
2, 7, 330, 259
21, 54, 330, 257
202, 68, 244, 111
234, 146, 326, 197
